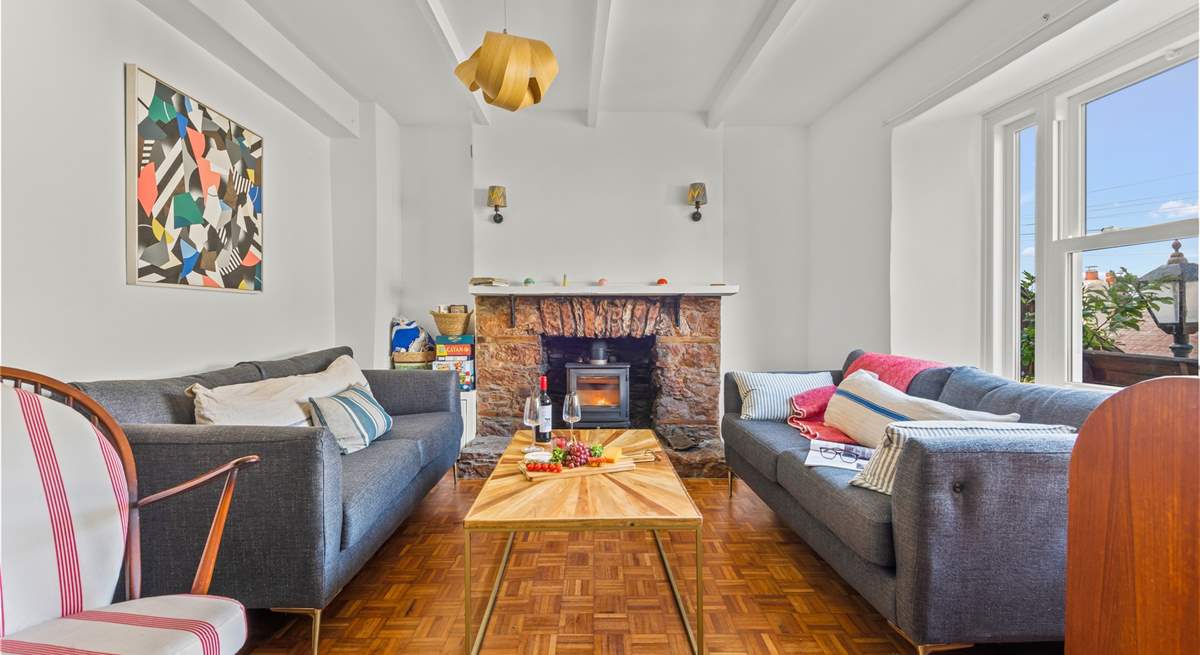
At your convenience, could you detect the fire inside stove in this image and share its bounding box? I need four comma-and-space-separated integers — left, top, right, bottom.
576, 374, 621, 407
566, 364, 630, 427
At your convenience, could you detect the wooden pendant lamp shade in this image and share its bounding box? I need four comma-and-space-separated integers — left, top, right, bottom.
455, 31, 558, 112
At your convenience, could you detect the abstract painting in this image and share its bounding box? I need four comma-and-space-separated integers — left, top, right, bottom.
126, 65, 263, 291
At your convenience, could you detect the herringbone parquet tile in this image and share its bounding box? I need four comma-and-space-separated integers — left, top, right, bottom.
247, 475, 1062, 655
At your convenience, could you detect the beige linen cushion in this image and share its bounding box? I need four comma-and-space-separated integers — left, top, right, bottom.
824, 370, 1020, 448
188, 354, 369, 426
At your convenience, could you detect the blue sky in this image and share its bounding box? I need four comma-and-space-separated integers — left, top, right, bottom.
1020, 57, 1198, 280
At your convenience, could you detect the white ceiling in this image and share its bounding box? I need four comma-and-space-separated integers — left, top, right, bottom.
247, 0, 974, 126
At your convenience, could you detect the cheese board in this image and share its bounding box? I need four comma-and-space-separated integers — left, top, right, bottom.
519, 458, 635, 482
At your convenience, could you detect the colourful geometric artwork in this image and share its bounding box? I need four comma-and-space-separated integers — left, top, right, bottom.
125, 65, 262, 291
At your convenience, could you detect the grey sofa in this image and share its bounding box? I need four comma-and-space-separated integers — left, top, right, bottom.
722, 350, 1110, 649
74, 346, 462, 612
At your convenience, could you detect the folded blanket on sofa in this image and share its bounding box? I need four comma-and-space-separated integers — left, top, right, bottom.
786, 417, 857, 444
789, 385, 837, 421
845, 352, 943, 392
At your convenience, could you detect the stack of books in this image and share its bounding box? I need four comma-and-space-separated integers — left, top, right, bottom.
432, 335, 475, 391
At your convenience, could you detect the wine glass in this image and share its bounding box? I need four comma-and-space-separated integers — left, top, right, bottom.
563, 391, 582, 444
523, 393, 541, 444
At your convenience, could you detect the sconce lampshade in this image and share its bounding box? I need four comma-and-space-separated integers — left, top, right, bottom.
455, 31, 558, 112
488, 185, 507, 208
688, 183, 708, 207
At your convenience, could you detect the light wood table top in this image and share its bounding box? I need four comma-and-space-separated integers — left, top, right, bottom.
463, 429, 702, 531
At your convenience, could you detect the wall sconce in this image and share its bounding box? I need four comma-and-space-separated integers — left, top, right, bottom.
687, 182, 707, 221
488, 185, 507, 223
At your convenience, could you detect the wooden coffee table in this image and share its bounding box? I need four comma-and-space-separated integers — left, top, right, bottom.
463, 428, 704, 654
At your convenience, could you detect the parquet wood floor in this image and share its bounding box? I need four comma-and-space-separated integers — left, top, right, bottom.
246, 474, 1062, 655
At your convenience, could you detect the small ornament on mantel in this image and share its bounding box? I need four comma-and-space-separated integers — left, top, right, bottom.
656, 278, 669, 286
561, 274, 568, 287
523, 277, 535, 286
596, 278, 608, 286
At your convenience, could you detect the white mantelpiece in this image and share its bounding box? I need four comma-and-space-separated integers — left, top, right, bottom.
468, 283, 739, 297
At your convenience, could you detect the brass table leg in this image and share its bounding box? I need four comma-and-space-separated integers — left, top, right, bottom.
696, 526, 704, 653
653, 529, 704, 654
463, 529, 472, 655
465, 530, 515, 655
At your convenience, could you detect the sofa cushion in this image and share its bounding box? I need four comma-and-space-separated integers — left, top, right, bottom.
376, 411, 462, 468
73, 363, 262, 424
722, 415, 808, 482
729, 371, 835, 420
777, 449, 895, 567
245, 346, 354, 380
938, 367, 1110, 429
190, 355, 368, 427
826, 370, 1019, 448
340, 438, 421, 548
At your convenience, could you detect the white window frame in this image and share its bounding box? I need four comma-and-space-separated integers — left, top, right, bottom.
983, 15, 1199, 387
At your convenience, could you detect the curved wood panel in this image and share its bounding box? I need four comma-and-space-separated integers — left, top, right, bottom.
1066, 376, 1199, 655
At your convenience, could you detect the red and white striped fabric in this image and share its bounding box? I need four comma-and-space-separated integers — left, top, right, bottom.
0, 594, 246, 655
0, 387, 246, 655
1, 387, 128, 635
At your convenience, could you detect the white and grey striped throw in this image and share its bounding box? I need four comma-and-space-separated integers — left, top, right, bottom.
730, 371, 834, 421
850, 420, 1077, 495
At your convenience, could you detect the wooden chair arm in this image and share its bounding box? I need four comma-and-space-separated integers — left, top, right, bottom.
136, 455, 261, 594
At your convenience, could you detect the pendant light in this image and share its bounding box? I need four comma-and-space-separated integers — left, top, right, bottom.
453, 0, 558, 112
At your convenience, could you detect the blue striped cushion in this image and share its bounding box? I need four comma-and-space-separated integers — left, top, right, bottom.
729, 371, 834, 421
308, 385, 393, 454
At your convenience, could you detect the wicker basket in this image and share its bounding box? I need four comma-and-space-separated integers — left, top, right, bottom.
430, 310, 472, 336
392, 350, 435, 364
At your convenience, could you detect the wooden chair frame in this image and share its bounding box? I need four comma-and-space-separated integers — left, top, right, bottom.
1, 366, 260, 599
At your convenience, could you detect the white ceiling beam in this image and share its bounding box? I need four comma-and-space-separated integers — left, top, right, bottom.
135, 0, 360, 137
586, 0, 614, 127
418, 0, 492, 126
706, 0, 813, 128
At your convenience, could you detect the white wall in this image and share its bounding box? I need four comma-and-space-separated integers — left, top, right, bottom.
396, 125, 475, 337
330, 104, 379, 367
471, 112, 724, 285
1, 0, 336, 381
722, 126, 808, 372
889, 116, 983, 365
330, 103, 405, 369
804, 0, 1114, 368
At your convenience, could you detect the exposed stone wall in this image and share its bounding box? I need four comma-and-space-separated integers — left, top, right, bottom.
474, 295, 723, 464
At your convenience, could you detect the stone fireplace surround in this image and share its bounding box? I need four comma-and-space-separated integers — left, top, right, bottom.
458, 291, 731, 478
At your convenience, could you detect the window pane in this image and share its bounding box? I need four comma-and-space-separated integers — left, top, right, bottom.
1017, 126, 1037, 381
1077, 237, 1198, 386
1085, 59, 1198, 234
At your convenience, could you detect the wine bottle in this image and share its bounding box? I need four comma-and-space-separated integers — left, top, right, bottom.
536, 375, 553, 443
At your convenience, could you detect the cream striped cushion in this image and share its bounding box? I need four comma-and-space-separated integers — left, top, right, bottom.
824, 370, 1020, 448
850, 420, 1077, 495
308, 385, 393, 454
729, 371, 834, 421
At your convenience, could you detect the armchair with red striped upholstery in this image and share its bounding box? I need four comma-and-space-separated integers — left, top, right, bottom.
0, 367, 260, 655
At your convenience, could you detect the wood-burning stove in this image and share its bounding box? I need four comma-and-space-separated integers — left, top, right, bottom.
565, 362, 630, 427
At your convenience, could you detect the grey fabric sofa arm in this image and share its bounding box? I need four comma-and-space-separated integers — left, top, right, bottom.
122, 424, 342, 609
890, 434, 1077, 645
363, 369, 460, 415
